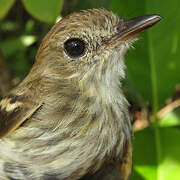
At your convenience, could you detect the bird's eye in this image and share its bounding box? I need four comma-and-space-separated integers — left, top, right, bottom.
64, 38, 86, 58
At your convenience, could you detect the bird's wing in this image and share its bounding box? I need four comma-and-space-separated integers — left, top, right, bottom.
0, 93, 42, 138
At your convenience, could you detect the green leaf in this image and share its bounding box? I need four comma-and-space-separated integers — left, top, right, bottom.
0, 37, 25, 57
159, 107, 180, 127
0, 21, 19, 31
20, 35, 37, 47
0, 36, 36, 57
0, 35, 36, 78
21, 0, 63, 23
0, 0, 15, 20
111, 0, 180, 108
131, 127, 180, 180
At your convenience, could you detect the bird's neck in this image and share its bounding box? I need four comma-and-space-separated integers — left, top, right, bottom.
0, 56, 132, 179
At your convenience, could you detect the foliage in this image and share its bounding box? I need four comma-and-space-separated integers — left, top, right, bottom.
0, 0, 15, 20
111, 0, 180, 179
0, 0, 180, 179
22, 0, 63, 23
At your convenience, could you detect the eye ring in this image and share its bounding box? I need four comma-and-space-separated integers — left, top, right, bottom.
64, 38, 87, 58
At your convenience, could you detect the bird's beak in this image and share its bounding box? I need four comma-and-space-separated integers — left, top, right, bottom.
108, 14, 162, 47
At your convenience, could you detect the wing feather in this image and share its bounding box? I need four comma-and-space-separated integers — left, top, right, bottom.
0, 94, 42, 137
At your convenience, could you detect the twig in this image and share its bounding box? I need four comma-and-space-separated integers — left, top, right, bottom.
157, 99, 180, 119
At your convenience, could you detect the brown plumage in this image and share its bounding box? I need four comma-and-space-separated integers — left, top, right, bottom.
0, 9, 161, 180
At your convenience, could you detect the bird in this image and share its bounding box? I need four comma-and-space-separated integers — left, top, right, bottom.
0, 9, 161, 180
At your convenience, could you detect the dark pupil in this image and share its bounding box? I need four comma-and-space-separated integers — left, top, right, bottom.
64, 38, 86, 58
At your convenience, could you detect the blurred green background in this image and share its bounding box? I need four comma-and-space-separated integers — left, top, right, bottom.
0, 0, 180, 179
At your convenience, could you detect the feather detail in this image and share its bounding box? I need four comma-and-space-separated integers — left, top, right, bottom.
0, 94, 42, 138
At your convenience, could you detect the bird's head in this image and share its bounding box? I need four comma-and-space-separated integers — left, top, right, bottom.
0, 9, 161, 139
32, 9, 161, 95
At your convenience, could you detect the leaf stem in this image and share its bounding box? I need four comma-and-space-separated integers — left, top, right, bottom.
147, 30, 162, 179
